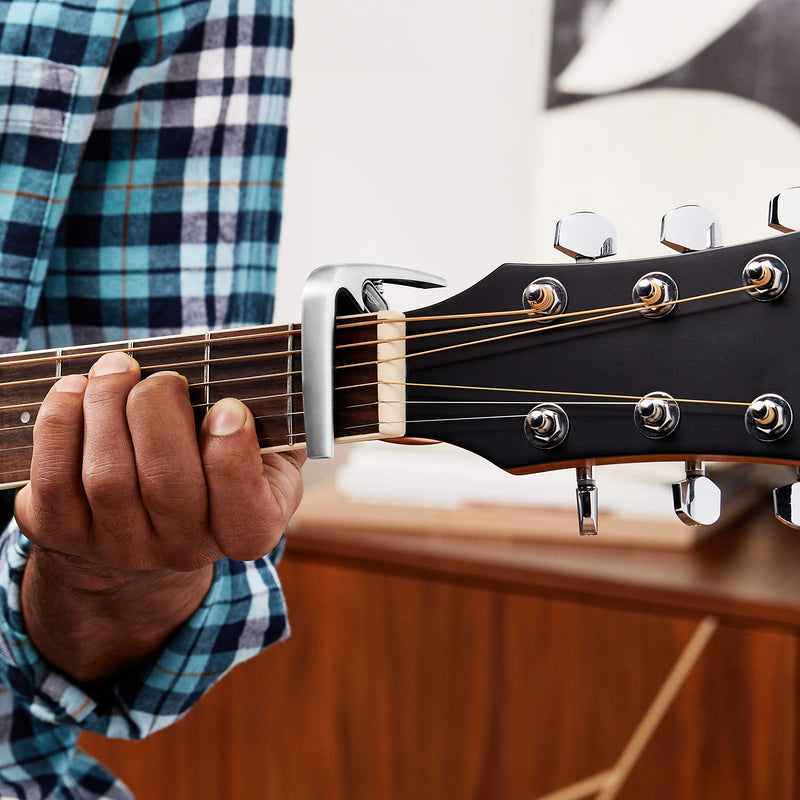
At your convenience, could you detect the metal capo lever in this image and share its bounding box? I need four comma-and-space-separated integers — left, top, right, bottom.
301, 264, 447, 459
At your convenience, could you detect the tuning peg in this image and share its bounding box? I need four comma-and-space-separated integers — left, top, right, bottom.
576, 465, 598, 535
672, 461, 721, 527
660, 205, 722, 253
554, 212, 617, 261
773, 467, 800, 528
768, 187, 800, 233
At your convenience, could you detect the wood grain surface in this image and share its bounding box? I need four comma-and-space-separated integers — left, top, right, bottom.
81, 507, 798, 799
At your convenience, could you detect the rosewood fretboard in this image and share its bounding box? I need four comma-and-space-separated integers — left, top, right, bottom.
0, 316, 398, 490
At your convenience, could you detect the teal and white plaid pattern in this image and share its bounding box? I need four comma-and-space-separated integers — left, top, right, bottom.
0, 0, 293, 795
0, 525, 288, 799
0, 0, 292, 352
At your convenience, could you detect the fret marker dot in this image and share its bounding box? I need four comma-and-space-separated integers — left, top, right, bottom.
20, 411, 31, 424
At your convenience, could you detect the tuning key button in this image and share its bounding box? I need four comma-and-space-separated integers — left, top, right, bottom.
773, 468, 800, 529
576, 465, 598, 535
742, 255, 790, 301
632, 271, 679, 318
554, 212, 617, 261
634, 392, 680, 438
768, 188, 800, 233
524, 403, 569, 449
672, 462, 721, 527
522, 277, 568, 323
660, 205, 722, 253
745, 393, 793, 442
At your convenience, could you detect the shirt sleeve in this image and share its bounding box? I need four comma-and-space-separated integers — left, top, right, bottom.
0, 520, 289, 739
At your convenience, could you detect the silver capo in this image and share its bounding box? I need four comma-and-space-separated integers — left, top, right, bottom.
301, 264, 446, 458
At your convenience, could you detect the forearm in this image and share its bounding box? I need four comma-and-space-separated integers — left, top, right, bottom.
21, 546, 212, 684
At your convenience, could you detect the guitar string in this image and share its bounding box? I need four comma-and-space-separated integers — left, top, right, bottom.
335, 284, 752, 348
0, 376, 754, 448
0, 283, 752, 382
0, 280, 761, 470
339, 285, 754, 368
0, 288, 713, 370
0, 282, 753, 401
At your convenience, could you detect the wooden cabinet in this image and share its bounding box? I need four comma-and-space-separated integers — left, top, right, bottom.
82, 502, 800, 799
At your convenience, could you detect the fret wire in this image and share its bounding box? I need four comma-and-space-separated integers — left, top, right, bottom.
55, 349, 62, 378
203, 331, 211, 413
287, 323, 295, 445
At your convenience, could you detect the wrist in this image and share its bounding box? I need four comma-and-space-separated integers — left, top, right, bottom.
21, 547, 214, 682
25, 544, 211, 595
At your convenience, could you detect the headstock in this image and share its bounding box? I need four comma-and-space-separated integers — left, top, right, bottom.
401, 193, 800, 532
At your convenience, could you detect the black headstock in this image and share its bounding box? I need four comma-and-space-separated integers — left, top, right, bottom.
403, 231, 800, 474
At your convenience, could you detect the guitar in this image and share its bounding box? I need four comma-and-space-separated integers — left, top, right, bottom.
3, 201, 800, 533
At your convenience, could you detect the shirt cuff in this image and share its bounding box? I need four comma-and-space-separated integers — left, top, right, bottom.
0, 523, 289, 738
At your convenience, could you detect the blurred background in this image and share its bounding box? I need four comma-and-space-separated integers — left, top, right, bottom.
83, 1, 800, 798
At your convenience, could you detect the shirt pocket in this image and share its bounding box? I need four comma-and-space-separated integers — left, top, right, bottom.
0, 55, 81, 351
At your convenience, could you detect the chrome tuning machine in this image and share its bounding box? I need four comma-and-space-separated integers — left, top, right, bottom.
632, 272, 679, 318
554, 212, 617, 261
768, 187, 800, 233
672, 461, 721, 527
744, 394, 793, 442
524, 403, 569, 449
660, 205, 722, 253
522, 277, 568, 323
634, 392, 680, 438
576, 465, 598, 536
742, 255, 790, 301
774, 468, 800, 529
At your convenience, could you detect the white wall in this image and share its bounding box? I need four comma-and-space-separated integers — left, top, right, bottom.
275, 0, 554, 323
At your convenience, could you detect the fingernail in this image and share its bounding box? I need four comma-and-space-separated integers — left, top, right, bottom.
55, 374, 87, 393
208, 398, 247, 436
91, 352, 136, 377
149, 370, 189, 386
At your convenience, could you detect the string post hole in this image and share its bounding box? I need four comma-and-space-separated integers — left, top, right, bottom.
522, 277, 568, 323
576, 465, 598, 535
633, 272, 678, 318
745, 393, 793, 442
634, 391, 680, 439
742, 254, 789, 301
672, 461, 721, 527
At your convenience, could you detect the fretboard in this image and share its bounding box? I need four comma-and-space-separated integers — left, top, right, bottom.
0, 316, 405, 490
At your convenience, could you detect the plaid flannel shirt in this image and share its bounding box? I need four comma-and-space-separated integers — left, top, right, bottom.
0, 0, 293, 796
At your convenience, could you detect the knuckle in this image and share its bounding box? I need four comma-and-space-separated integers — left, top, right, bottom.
33, 403, 78, 442
82, 465, 137, 504
138, 465, 206, 515
84, 380, 132, 410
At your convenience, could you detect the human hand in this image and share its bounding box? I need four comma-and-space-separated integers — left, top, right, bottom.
14, 351, 305, 575
14, 351, 305, 681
